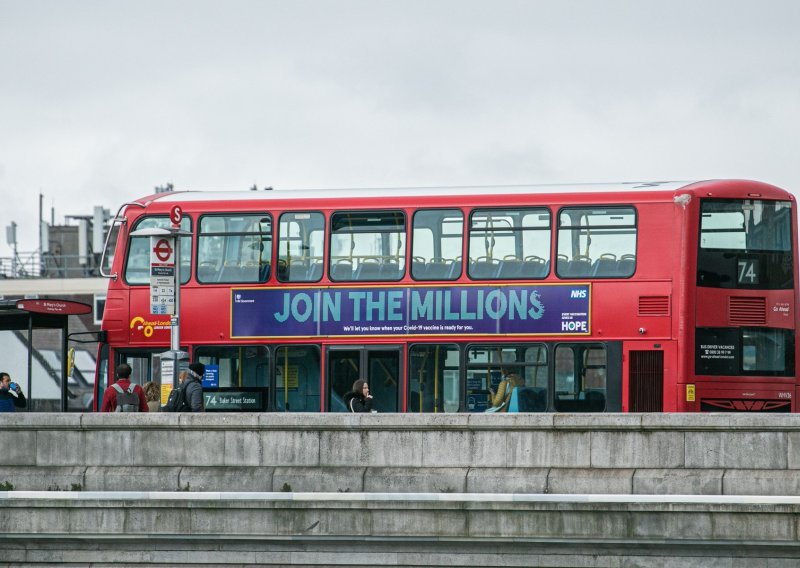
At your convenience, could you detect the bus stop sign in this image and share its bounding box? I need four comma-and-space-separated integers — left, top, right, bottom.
150, 236, 176, 315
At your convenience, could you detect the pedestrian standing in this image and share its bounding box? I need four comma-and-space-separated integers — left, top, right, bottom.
0, 372, 26, 412
100, 363, 149, 412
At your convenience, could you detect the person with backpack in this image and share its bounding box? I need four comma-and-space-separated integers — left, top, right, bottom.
164, 362, 205, 412
100, 363, 149, 412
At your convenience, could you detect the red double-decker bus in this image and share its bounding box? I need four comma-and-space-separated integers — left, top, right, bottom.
94, 180, 798, 413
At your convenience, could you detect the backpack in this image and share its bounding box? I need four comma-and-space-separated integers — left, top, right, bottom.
163, 386, 189, 412
111, 383, 140, 412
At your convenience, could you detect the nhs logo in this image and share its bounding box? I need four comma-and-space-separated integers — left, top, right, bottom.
570, 289, 587, 299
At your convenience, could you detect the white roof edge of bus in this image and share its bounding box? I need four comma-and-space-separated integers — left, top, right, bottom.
145, 181, 702, 203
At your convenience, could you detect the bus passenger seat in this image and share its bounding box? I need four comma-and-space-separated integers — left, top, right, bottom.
584, 389, 606, 411
561, 256, 592, 278
522, 387, 547, 412
380, 260, 402, 279
449, 257, 463, 279
508, 387, 547, 412
288, 259, 310, 281
330, 259, 353, 281
470, 256, 501, 279
616, 254, 635, 277
507, 387, 521, 412
307, 261, 323, 281
498, 256, 522, 278
426, 258, 452, 279
556, 254, 570, 276
411, 257, 427, 279
258, 261, 271, 281
591, 254, 617, 277
355, 258, 382, 280
522, 255, 547, 278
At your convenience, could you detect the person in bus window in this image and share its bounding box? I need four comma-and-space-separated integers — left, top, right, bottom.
0, 372, 26, 412
486, 367, 524, 413
345, 379, 374, 412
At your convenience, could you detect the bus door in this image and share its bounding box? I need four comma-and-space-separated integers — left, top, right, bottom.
623, 341, 674, 412
326, 346, 401, 412
274, 345, 321, 412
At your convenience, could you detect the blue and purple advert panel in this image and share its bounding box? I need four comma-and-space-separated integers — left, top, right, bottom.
231, 284, 590, 338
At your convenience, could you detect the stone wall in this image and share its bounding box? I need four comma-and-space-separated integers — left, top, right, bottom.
2, 413, 800, 494
2, 492, 800, 567
3, 413, 800, 566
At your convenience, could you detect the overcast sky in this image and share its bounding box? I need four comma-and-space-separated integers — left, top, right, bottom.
1, 0, 799, 253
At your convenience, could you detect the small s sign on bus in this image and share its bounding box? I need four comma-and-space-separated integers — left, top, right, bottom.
170, 205, 183, 226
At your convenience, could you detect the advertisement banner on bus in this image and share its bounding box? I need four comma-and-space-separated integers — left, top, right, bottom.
231, 284, 590, 338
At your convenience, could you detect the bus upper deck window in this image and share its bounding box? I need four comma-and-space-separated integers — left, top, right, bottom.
556, 207, 636, 279
467, 208, 551, 281
278, 212, 324, 283
411, 209, 463, 281
329, 211, 406, 282
197, 214, 273, 284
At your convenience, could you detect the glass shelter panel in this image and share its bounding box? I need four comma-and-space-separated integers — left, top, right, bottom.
197, 214, 272, 283
125, 217, 192, 285
468, 208, 551, 280
408, 344, 460, 412
278, 212, 324, 282
557, 207, 637, 278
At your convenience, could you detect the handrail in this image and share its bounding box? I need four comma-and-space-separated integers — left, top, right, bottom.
98, 201, 145, 280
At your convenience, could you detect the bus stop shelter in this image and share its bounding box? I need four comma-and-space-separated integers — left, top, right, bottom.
0, 298, 92, 412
